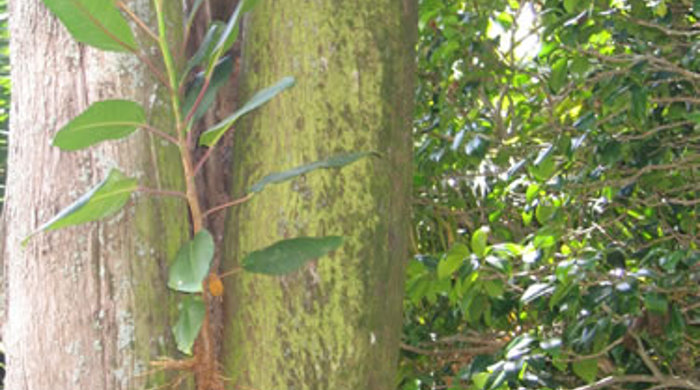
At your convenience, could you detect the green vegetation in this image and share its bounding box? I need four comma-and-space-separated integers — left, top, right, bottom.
0, 0, 697, 389
402, 1, 699, 389
24, 0, 370, 387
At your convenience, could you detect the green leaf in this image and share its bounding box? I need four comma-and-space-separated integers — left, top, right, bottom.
437, 243, 469, 279
521, 283, 554, 304
483, 279, 505, 298
249, 151, 378, 193
572, 359, 598, 383
563, 0, 577, 13
168, 230, 215, 293
471, 227, 489, 257
199, 77, 295, 147
31, 169, 137, 234
242, 236, 343, 275
549, 58, 568, 93
630, 85, 647, 122
182, 55, 233, 122
184, 21, 224, 76
208, 0, 245, 70
41, 0, 137, 52
242, 0, 261, 12
52, 100, 145, 150
172, 295, 206, 355
643, 292, 668, 314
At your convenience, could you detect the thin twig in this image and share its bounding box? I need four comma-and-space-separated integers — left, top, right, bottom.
135, 52, 169, 86
117, 1, 159, 42
628, 17, 700, 38
573, 375, 700, 390
193, 144, 216, 175
219, 267, 243, 279
562, 337, 625, 362
632, 333, 664, 379
141, 124, 178, 144
202, 194, 255, 218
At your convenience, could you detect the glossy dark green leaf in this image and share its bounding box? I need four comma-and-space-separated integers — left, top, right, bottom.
572, 358, 597, 383
32, 169, 137, 234
540, 338, 562, 356
41, 0, 137, 52
52, 100, 145, 150
184, 21, 224, 76
168, 230, 215, 293
248, 151, 378, 193
199, 77, 295, 147
242, 236, 343, 275
172, 295, 205, 355
209, 0, 245, 69
521, 283, 554, 304
183, 55, 233, 122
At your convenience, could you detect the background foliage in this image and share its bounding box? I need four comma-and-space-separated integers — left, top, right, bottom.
401, 0, 699, 389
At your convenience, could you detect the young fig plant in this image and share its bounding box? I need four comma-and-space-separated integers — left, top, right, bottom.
30, 0, 375, 387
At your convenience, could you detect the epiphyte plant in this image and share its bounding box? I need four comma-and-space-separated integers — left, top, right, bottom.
27, 0, 373, 388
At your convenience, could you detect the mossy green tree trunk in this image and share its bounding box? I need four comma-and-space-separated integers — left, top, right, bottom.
221, 1, 417, 389
2, 1, 188, 388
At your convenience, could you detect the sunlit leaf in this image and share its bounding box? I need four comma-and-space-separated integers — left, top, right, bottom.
549, 57, 568, 93
437, 243, 469, 279
242, 236, 343, 275
172, 295, 205, 355
52, 100, 145, 150
199, 77, 295, 147
471, 227, 489, 257
41, 0, 137, 52
168, 230, 215, 293
248, 151, 378, 193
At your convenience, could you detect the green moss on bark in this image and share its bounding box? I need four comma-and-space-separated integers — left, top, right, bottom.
222, 1, 417, 389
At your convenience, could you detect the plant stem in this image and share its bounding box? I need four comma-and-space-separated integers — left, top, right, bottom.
141, 124, 178, 144
153, 0, 203, 233
153, 0, 183, 130
117, 1, 159, 42
193, 141, 215, 174
202, 194, 254, 218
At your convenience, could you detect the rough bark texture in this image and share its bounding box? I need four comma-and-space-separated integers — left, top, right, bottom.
222, 1, 417, 389
3, 1, 188, 389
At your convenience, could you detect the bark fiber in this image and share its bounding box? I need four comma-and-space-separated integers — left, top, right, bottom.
222, 1, 417, 389
3, 1, 189, 389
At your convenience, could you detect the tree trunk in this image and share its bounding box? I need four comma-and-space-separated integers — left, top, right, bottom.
221, 1, 417, 389
3, 1, 188, 389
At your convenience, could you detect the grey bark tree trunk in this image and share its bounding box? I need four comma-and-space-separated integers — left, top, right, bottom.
221, 1, 417, 389
2, 1, 188, 389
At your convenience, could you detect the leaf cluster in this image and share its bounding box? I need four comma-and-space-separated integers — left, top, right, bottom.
404, 1, 700, 389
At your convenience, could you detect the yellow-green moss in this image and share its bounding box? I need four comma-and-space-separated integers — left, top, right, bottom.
222, 0, 417, 389
119, 1, 191, 387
